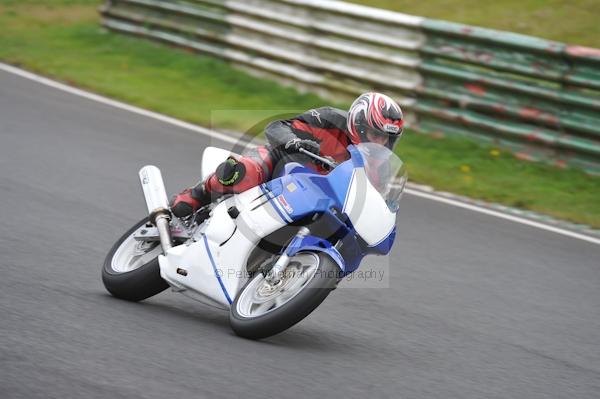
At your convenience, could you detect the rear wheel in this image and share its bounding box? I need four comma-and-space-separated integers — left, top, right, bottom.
230, 252, 340, 339
102, 217, 169, 302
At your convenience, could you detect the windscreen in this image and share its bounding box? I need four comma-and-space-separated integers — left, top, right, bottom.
356, 143, 407, 212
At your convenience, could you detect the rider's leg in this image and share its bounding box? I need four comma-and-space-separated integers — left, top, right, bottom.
171, 146, 273, 217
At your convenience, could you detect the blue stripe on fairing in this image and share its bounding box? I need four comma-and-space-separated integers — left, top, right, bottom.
258, 184, 290, 223
202, 234, 232, 304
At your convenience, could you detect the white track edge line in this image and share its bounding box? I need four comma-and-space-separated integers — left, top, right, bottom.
1, 62, 598, 246
405, 189, 600, 245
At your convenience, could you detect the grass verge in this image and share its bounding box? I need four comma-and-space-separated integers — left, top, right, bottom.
1, 1, 599, 228
349, 0, 600, 48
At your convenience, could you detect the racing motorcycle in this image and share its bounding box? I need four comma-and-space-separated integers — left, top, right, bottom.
102, 143, 406, 339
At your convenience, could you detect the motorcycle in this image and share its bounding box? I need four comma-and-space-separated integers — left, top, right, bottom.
102, 143, 407, 339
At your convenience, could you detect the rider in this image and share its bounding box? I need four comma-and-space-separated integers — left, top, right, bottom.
170, 92, 404, 217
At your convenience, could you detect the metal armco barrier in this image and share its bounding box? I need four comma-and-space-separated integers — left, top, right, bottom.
100, 0, 600, 173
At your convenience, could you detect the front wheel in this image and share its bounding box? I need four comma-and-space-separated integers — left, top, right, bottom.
230, 252, 340, 339
102, 217, 169, 302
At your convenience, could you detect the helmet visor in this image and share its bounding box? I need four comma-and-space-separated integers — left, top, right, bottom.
361, 125, 402, 150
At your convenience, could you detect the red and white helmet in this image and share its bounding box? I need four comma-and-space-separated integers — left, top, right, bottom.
347, 92, 404, 150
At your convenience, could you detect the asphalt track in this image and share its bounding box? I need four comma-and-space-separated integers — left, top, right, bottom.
1, 69, 599, 399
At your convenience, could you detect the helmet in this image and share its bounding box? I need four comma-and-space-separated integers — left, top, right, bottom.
347, 92, 404, 150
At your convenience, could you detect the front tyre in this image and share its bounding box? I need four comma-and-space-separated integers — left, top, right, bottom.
230, 252, 340, 339
102, 217, 169, 302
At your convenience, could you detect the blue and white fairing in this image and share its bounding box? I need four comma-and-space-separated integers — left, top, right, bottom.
262, 143, 406, 273
158, 143, 405, 308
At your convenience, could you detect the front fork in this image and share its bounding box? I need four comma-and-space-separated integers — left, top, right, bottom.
266, 227, 311, 284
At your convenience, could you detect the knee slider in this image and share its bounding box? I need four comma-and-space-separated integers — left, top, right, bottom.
215, 157, 246, 186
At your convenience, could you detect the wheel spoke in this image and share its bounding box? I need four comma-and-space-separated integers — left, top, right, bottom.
273, 291, 293, 307
111, 231, 161, 273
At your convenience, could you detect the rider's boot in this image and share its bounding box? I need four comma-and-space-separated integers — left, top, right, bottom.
170, 185, 208, 218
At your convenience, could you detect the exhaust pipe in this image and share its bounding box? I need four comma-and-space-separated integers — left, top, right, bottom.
139, 165, 172, 252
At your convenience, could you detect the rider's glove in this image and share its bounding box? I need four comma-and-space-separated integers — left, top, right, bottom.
284, 138, 320, 156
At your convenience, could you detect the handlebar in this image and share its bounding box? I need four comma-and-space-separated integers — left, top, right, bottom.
298, 147, 338, 170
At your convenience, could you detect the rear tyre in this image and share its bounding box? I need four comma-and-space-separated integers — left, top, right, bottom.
230, 252, 340, 339
102, 217, 169, 302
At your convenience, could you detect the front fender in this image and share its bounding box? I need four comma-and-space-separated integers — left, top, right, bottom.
286, 234, 346, 273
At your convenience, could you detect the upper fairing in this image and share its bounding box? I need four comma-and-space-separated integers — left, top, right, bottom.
263, 145, 397, 248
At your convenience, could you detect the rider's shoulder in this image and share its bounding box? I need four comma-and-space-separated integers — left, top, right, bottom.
306, 107, 347, 129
